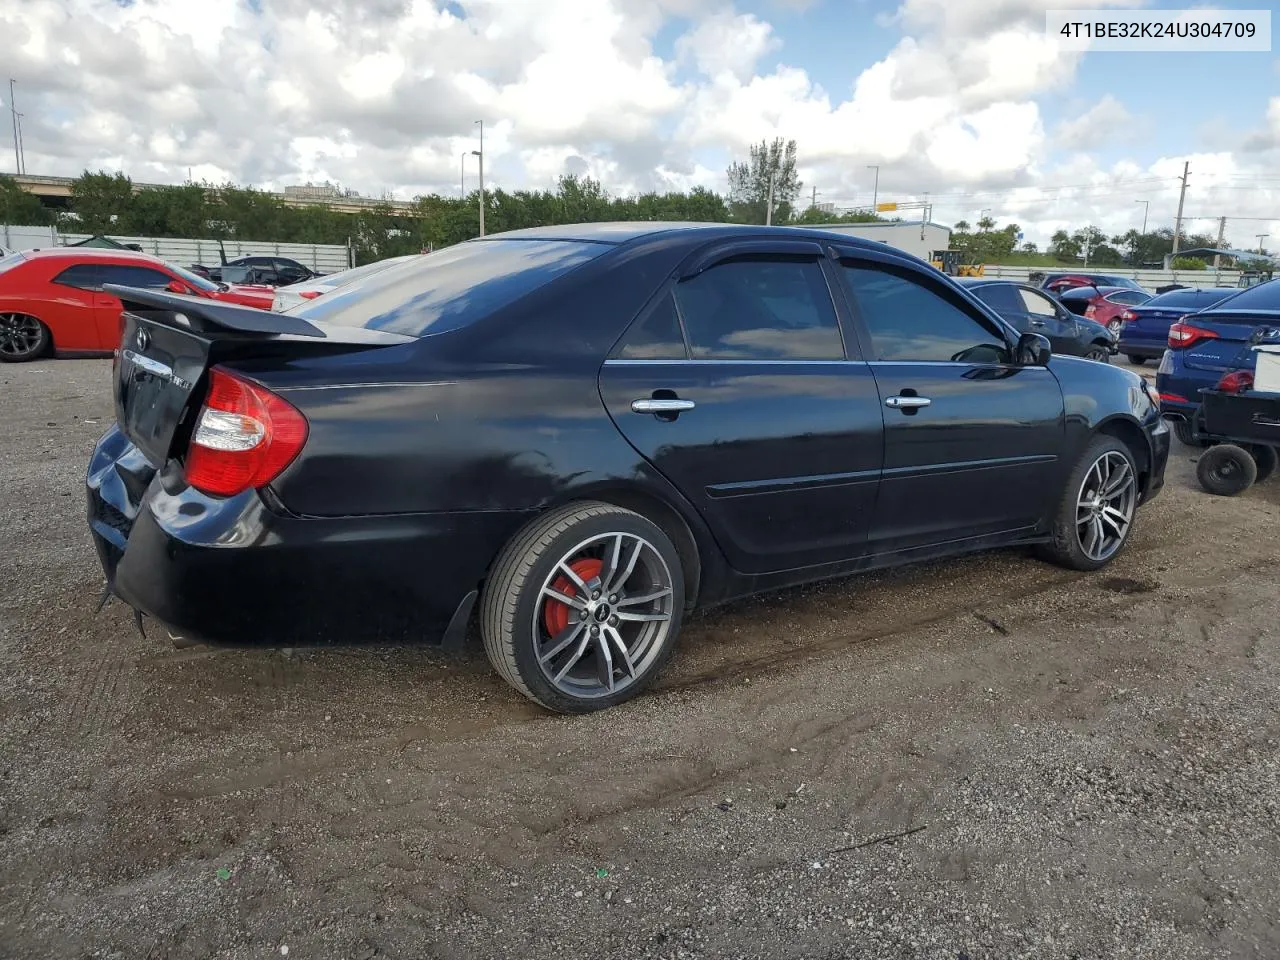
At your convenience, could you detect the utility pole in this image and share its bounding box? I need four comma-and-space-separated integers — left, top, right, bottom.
811, 184, 817, 209
8, 79, 18, 176
472, 120, 485, 237
1134, 199, 1149, 235
1213, 216, 1227, 270
459, 152, 466, 198
1257, 233, 1268, 254
866, 165, 879, 213
765, 172, 775, 226
1171, 161, 1190, 257
15, 112, 24, 174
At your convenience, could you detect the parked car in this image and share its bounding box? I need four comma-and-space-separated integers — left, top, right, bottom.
193, 256, 321, 287
1157, 278, 1280, 444
271, 255, 421, 312
1056, 285, 1152, 336
957, 278, 1116, 362
1116, 286, 1239, 365
1033, 272, 1147, 295
87, 224, 1169, 713
0, 248, 274, 361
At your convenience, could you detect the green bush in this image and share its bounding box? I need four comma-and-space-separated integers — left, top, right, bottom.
1170, 256, 1207, 271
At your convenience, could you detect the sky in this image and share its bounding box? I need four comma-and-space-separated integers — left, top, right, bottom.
2, 0, 1279, 249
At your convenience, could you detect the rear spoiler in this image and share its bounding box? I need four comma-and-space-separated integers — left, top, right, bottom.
106, 285, 328, 338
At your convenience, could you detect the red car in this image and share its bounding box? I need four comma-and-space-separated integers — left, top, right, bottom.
0, 248, 275, 361
1056, 284, 1153, 336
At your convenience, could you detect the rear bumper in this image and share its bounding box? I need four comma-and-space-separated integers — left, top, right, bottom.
1118, 339, 1167, 359
86, 425, 527, 648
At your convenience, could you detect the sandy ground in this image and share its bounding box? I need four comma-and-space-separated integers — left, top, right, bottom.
1, 357, 1278, 960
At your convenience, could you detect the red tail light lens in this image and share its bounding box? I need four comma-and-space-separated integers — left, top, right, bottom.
1120, 310, 1137, 322
299, 290, 323, 300
1216, 370, 1254, 394
1168, 323, 1219, 349
184, 368, 308, 496
1158, 392, 1189, 404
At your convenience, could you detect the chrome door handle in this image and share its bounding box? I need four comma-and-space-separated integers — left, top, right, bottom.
1029, 319, 1047, 327
884, 396, 931, 409
631, 398, 695, 414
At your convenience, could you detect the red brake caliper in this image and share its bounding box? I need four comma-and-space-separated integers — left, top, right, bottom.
543, 557, 604, 636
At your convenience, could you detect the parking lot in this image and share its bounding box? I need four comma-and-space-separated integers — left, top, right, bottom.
2, 358, 1279, 959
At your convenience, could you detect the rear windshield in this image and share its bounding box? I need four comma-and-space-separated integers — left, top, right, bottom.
1202, 279, 1280, 313
296, 239, 610, 336
1057, 287, 1097, 301
301, 255, 421, 293
1146, 287, 1237, 309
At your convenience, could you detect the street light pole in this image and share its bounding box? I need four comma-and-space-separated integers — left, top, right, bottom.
1134, 199, 1149, 235
474, 120, 485, 237
866, 164, 879, 212
15, 112, 24, 175
459, 152, 466, 199
1257, 234, 1268, 254
765, 171, 775, 226
8, 79, 19, 175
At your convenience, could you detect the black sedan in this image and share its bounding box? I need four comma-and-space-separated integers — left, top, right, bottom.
87, 224, 1170, 713
958, 278, 1118, 363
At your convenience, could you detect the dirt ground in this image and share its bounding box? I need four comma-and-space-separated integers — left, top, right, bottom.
1, 357, 1278, 960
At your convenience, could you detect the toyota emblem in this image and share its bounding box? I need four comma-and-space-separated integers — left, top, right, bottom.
135, 328, 150, 351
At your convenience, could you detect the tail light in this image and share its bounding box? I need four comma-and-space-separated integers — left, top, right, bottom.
1168, 322, 1219, 349
1216, 370, 1254, 394
299, 290, 323, 300
1085, 305, 1096, 317
184, 368, 308, 497
1158, 392, 1189, 404
1119, 310, 1137, 322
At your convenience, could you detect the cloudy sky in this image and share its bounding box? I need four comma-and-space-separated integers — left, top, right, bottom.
2, 0, 1279, 248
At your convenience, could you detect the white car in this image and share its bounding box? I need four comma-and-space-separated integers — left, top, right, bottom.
271, 255, 422, 312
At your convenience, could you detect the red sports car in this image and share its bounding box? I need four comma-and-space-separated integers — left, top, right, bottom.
0, 248, 275, 361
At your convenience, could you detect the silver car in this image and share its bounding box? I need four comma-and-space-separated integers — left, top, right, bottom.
271, 255, 422, 312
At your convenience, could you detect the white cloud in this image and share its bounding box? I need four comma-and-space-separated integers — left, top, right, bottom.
675, 10, 780, 81
1054, 95, 1135, 151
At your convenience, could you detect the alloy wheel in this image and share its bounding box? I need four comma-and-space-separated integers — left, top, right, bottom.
1107, 320, 1122, 337
534, 531, 675, 700
1086, 347, 1110, 363
0, 314, 44, 358
1075, 451, 1137, 562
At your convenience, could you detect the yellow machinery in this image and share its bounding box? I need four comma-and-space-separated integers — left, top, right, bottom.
930, 250, 985, 277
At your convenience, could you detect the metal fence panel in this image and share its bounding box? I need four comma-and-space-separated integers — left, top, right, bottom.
981, 264, 1246, 289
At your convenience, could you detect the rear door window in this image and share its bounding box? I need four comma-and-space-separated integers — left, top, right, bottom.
614, 294, 687, 360
52, 264, 102, 290
970, 283, 1025, 320
673, 258, 844, 360
297, 239, 610, 337
98, 264, 175, 290
1019, 288, 1060, 317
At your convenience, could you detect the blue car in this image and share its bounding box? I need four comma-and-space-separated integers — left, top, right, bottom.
1117, 286, 1238, 364
1156, 279, 1280, 444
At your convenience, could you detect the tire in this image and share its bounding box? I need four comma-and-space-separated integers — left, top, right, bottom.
1247, 444, 1278, 484
0, 313, 51, 362
1037, 436, 1140, 572
1085, 345, 1110, 364
1127, 355, 1146, 366
1196, 444, 1257, 496
1173, 420, 1211, 448
480, 501, 686, 714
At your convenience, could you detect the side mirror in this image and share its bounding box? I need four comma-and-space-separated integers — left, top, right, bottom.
166, 280, 189, 295
1016, 332, 1051, 366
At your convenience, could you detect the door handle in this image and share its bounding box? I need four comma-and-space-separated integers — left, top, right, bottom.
631, 398, 695, 415
884, 396, 931, 409
1029, 319, 1047, 327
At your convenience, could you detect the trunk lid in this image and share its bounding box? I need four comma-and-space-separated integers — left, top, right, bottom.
1178, 314, 1270, 374
109, 285, 413, 468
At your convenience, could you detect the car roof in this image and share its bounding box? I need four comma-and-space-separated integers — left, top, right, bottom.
21, 247, 163, 264
954, 278, 1032, 289
471, 221, 899, 253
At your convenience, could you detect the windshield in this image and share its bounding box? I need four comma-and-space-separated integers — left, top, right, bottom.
1146, 287, 1237, 309
296, 239, 609, 337
165, 262, 220, 293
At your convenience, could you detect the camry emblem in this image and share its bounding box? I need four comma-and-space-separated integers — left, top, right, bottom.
135, 328, 150, 351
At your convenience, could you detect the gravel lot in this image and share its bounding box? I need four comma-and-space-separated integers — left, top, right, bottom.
2, 358, 1279, 960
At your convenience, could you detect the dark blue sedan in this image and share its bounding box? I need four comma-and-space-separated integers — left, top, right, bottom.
1117, 286, 1239, 364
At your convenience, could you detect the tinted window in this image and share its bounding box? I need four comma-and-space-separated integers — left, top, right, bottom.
615, 294, 686, 360
297, 239, 609, 337
1146, 287, 1238, 309
674, 258, 843, 360
843, 263, 1011, 364
164, 262, 220, 293
1202, 280, 1280, 312
53, 264, 101, 289
1019, 288, 1058, 317
99, 264, 175, 289
1106, 290, 1150, 305
971, 283, 1025, 317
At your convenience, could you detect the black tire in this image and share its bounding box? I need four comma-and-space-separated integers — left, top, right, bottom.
480, 501, 686, 714
1085, 345, 1111, 364
1036, 435, 1140, 572
0, 313, 51, 362
1173, 420, 1211, 448
1126, 355, 1145, 366
1196, 444, 1257, 496
1247, 444, 1278, 484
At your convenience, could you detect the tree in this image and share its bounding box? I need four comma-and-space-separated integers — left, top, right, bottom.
69, 170, 135, 234
0, 174, 50, 225
1018, 241, 1038, 254
726, 138, 801, 225
976, 215, 996, 232
1049, 230, 1081, 260
953, 219, 971, 231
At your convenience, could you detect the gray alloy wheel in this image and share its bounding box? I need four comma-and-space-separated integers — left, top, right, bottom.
1107, 319, 1122, 337
0, 313, 50, 362
480, 501, 685, 713
1037, 436, 1140, 571
1085, 345, 1111, 363
1074, 450, 1138, 563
